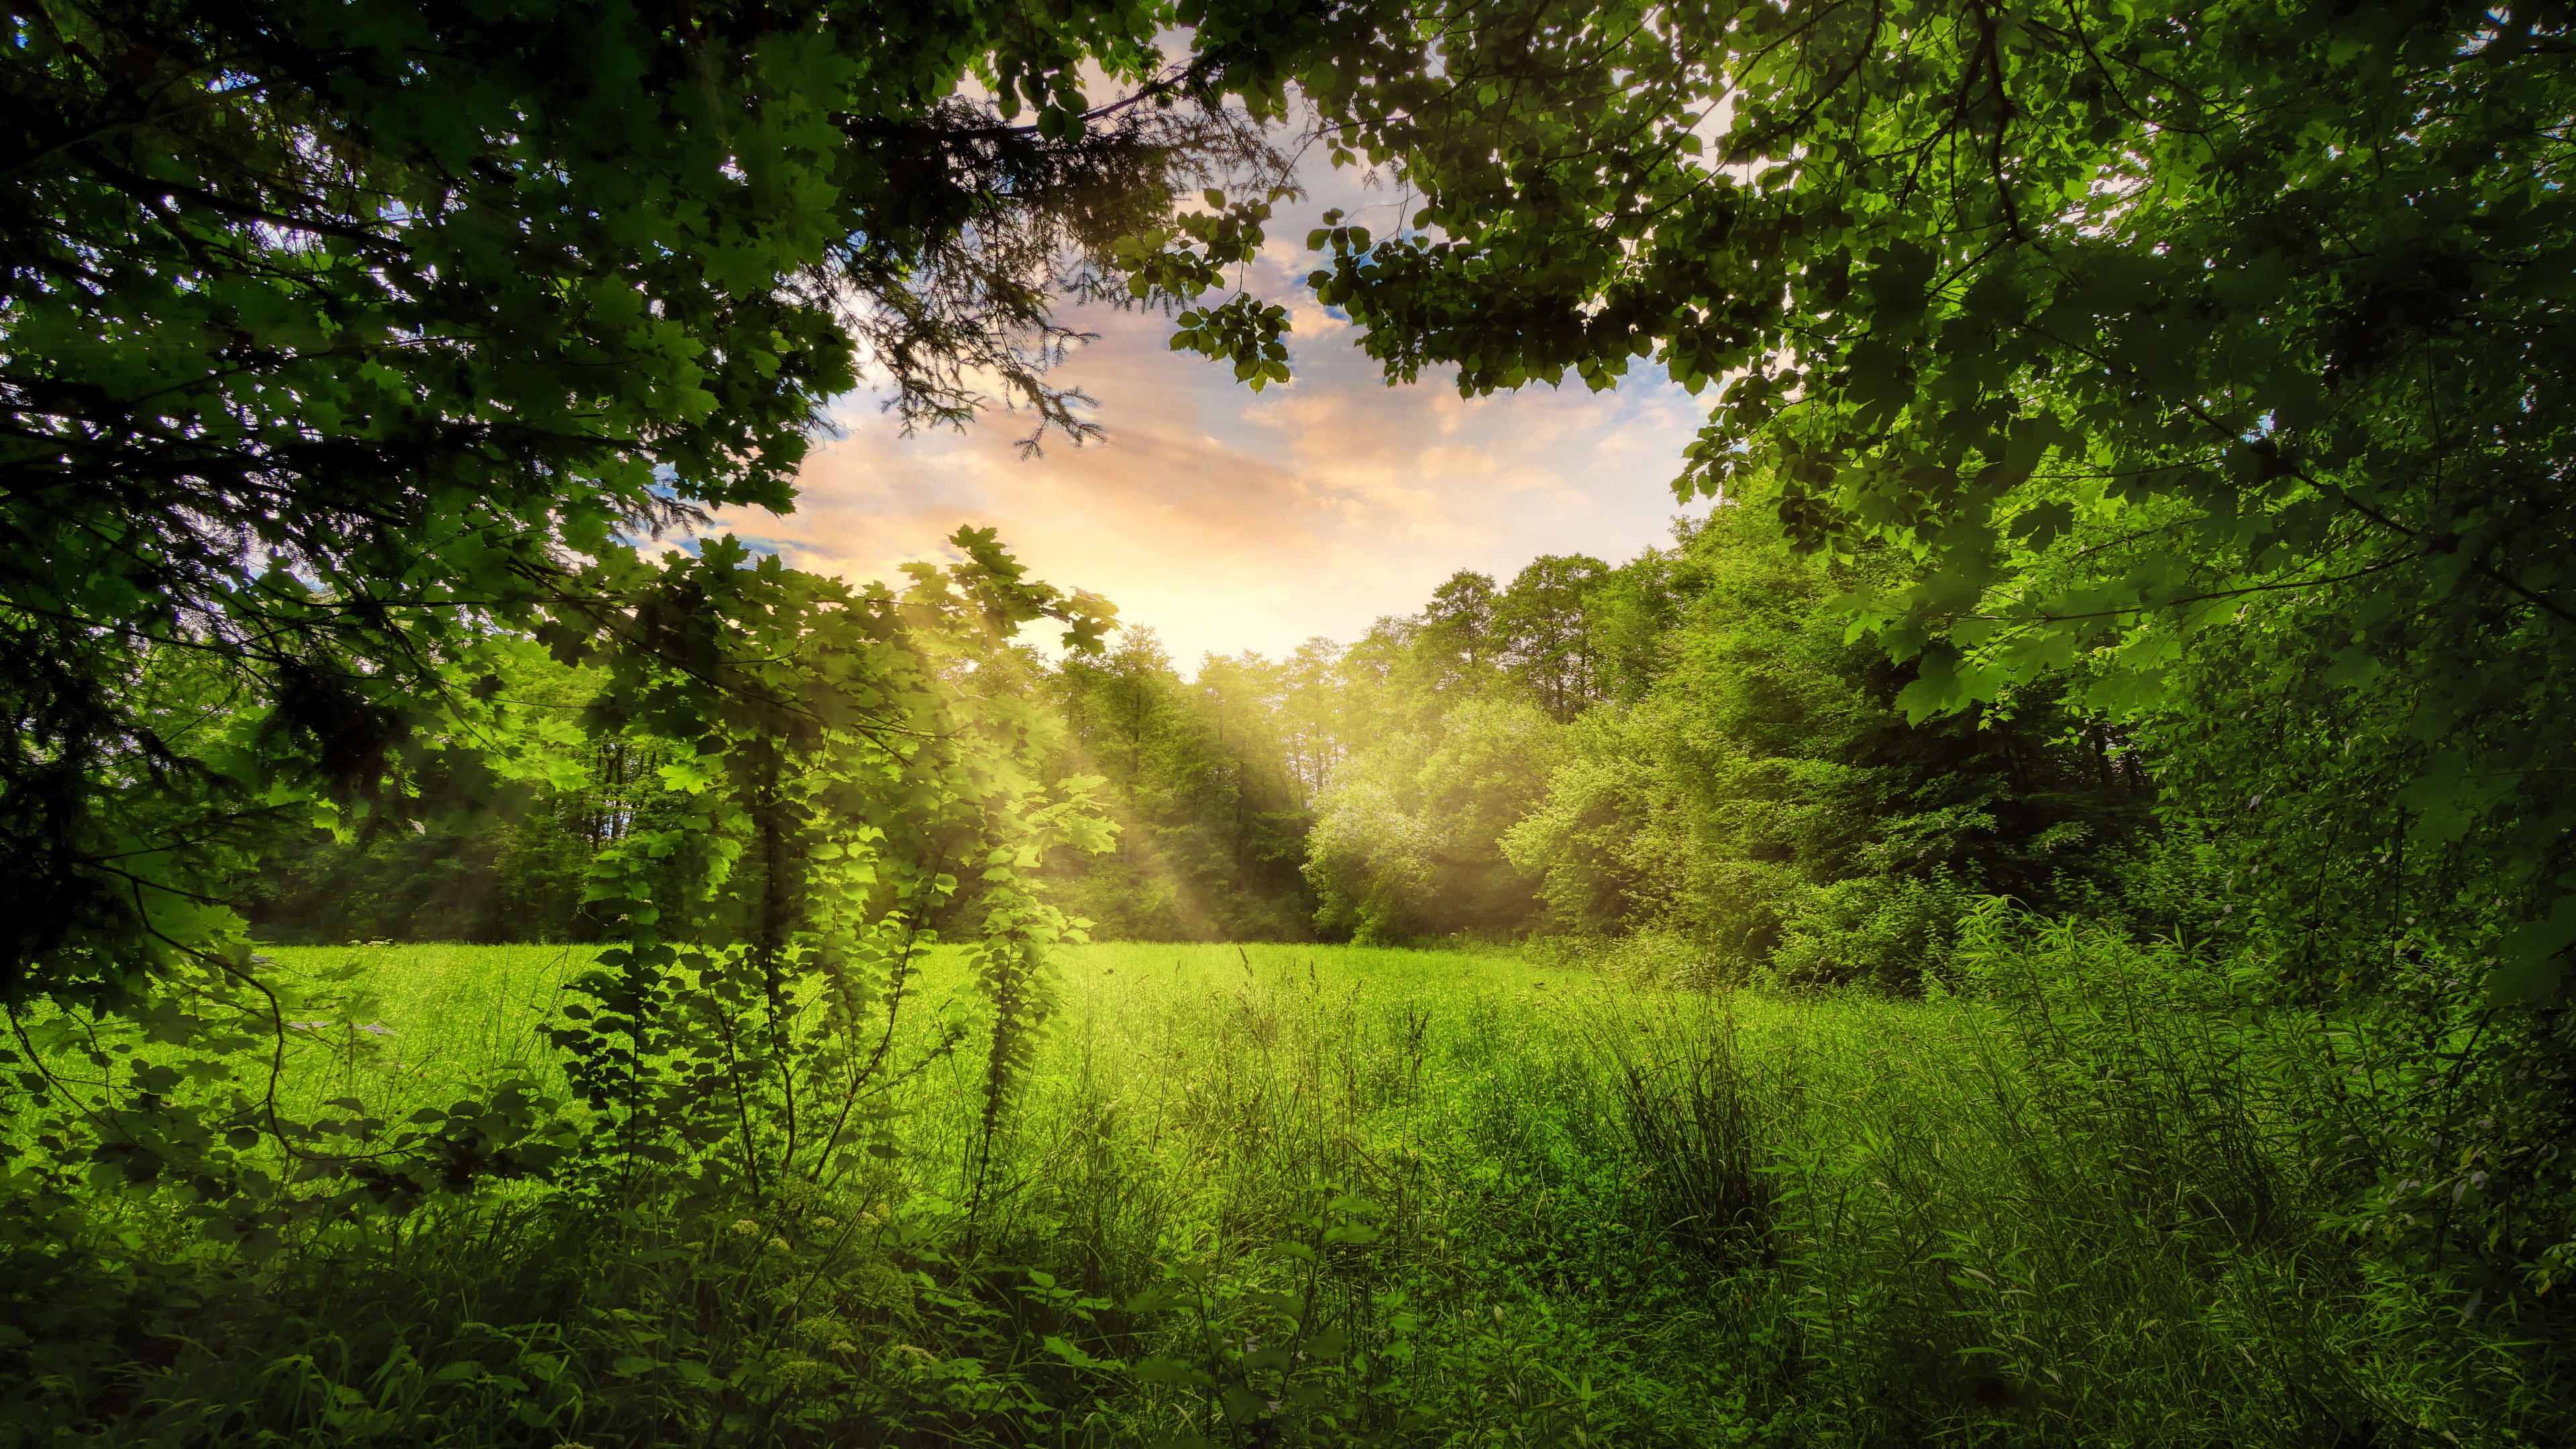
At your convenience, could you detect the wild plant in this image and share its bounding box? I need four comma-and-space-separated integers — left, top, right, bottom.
1597, 999, 1780, 1270
1753, 901, 2568, 1446
0, 539, 1122, 1445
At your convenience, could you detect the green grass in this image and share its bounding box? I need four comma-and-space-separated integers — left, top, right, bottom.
257, 942, 599, 1114
9, 934, 2569, 1447
239, 938, 1568, 1163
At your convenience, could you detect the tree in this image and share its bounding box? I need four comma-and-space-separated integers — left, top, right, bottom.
5, 0, 1472, 1226
0, 0, 1334, 1010
1039, 632, 1314, 939
1505, 507, 2145, 985
1304, 697, 1559, 943
1492, 553, 1609, 720
1295, 0, 2576, 1293
1277, 637, 1351, 806
1411, 569, 1501, 696
1582, 544, 1693, 708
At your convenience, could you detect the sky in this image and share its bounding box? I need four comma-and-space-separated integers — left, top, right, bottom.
704, 140, 1717, 672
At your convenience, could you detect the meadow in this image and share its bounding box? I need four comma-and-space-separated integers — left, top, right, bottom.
17, 7, 2576, 1445
13, 926, 2559, 1448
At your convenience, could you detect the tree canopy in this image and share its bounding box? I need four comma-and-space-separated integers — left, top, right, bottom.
1295, 0, 2576, 1295
1, 0, 1346, 1008
0, 0, 1394, 1248
1305, 0, 2574, 991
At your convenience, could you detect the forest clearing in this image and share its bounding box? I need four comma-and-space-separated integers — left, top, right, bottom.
9, 0, 2576, 1444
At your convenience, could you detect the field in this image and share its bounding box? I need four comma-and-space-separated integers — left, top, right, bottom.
9, 934, 2563, 1446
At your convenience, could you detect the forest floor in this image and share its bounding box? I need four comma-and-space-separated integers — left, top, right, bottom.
9, 939, 2561, 1446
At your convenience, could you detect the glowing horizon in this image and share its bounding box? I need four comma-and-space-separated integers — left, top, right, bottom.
706, 164, 1714, 677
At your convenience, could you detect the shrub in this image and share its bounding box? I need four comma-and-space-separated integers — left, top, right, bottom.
1766, 871, 1974, 992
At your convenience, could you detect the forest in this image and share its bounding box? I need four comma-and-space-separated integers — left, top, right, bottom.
255, 508, 2161, 989
6, 0, 2574, 1445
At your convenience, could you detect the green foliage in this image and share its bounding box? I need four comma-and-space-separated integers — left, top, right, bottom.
19, 940, 2568, 1446
1336, 552, 1672, 720
0, 0, 1362, 1247
1038, 631, 1317, 943
1305, 698, 1562, 944
1599, 1005, 1777, 1271
0, 529, 1115, 1288
246, 663, 660, 945
1491, 554, 1614, 721
1286, 0, 2576, 1291
250, 624, 1334, 952
1504, 508, 2148, 985
1258, 509, 2142, 963
17, 0, 2576, 1432
0, 0, 1355, 1016
1169, 292, 1296, 392
538, 536, 1116, 1220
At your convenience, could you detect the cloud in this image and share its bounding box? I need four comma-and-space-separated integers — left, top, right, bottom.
707, 140, 1713, 672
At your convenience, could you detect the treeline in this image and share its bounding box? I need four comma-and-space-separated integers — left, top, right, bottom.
1301, 508, 2168, 989
254, 506, 2164, 991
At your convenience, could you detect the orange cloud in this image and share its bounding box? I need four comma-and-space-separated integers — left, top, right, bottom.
708, 170, 1711, 671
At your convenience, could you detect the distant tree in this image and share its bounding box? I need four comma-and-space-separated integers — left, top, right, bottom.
1583, 545, 1695, 708
1505, 508, 2147, 985
1492, 554, 1610, 720
1305, 698, 1559, 943
1409, 570, 1501, 698
1042, 631, 1312, 940
1277, 637, 1349, 807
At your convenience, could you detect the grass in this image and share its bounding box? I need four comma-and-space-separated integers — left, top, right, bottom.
6, 932, 2569, 1446
255, 942, 596, 1116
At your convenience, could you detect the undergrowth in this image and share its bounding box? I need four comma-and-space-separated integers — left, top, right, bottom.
4, 932, 2569, 1446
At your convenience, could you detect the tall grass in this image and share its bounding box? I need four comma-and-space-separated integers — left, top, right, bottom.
5, 930, 2567, 1446
260, 942, 596, 1114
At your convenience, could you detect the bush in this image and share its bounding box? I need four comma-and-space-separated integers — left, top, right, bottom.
1766, 871, 1974, 993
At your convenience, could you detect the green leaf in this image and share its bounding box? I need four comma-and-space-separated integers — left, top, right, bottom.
2489, 896, 2576, 1006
